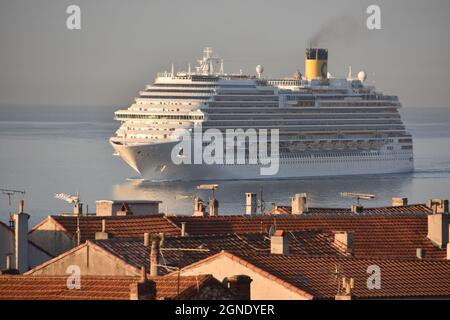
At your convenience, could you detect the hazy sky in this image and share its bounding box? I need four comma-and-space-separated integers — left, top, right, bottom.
1, 0, 450, 108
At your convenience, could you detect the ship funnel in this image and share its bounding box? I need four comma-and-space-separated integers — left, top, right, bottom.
305, 48, 328, 80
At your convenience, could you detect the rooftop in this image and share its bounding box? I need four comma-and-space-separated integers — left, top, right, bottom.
0, 274, 220, 300
30, 203, 447, 260
167, 213, 446, 259
184, 251, 450, 299
30, 214, 181, 243
90, 230, 342, 274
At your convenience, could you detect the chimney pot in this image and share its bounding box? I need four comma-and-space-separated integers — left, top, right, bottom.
129, 268, 156, 300
226, 275, 253, 300
291, 193, 307, 214
427, 199, 449, 214
271, 230, 289, 255
209, 198, 219, 217
245, 193, 257, 215
335, 277, 354, 300
19, 200, 24, 214
351, 204, 363, 214
73, 202, 83, 215
193, 197, 207, 217
144, 232, 150, 246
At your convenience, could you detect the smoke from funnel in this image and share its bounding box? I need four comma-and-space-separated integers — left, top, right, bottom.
308, 14, 362, 48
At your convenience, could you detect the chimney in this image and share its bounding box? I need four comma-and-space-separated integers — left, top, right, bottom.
245, 193, 257, 215
392, 197, 408, 207
291, 193, 307, 214
150, 236, 160, 277
351, 204, 363, 214
181, 222, 187, 237
427, 210, 449, 248
226, 275, 253, 300
94, 219, 109, 240
0, 255, 19, 275
416, 248, 425, 259
271, 230, 289, 255
209, 198, 219, 217
335, 277, 354, 300
334, 231, 353, 254
129, 267, 156, 300
144, 232, 150, 247
13, 201, 30, 273
193, 197, 207, 217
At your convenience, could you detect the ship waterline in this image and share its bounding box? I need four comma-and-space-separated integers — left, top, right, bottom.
110, 47, 414, 181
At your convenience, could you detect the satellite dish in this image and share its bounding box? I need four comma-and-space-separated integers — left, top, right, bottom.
268, 225, 276, 237
358, 70, 367, 82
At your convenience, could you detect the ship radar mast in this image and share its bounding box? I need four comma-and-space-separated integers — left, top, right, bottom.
195, 47, 223, 75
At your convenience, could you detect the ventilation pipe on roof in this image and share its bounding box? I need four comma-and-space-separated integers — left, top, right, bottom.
270, 230, 289, 255
392, 197, 408, 207
291, 193, 307, 214
245, 193, 257, 215
13, 200, 29, 273
181, 222, 187, 237
95, 219, 109, 240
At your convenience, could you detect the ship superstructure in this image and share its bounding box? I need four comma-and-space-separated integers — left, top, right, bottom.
110, 48, 413, 181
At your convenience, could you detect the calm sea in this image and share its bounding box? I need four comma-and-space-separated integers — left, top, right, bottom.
1, 106, 450, 225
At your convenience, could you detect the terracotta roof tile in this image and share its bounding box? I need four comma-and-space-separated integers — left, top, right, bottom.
0, 274, 216, 300
268, 204, 432, 215
34, 214, 181, 242
217, 252, 450, 299
166, 213, 447, 259
92, 230, 342, 274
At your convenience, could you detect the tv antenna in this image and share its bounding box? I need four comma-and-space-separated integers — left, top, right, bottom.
1, 188, 26, 206
54, 192, 83, 215
258, 187, 266, 215
197, 184, 219, 198
340, 192, 375, 205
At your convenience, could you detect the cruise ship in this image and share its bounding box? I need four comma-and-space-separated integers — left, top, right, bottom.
110, 47, 414, 181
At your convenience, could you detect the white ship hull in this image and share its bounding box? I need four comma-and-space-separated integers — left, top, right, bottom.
111, 141, 414, 182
